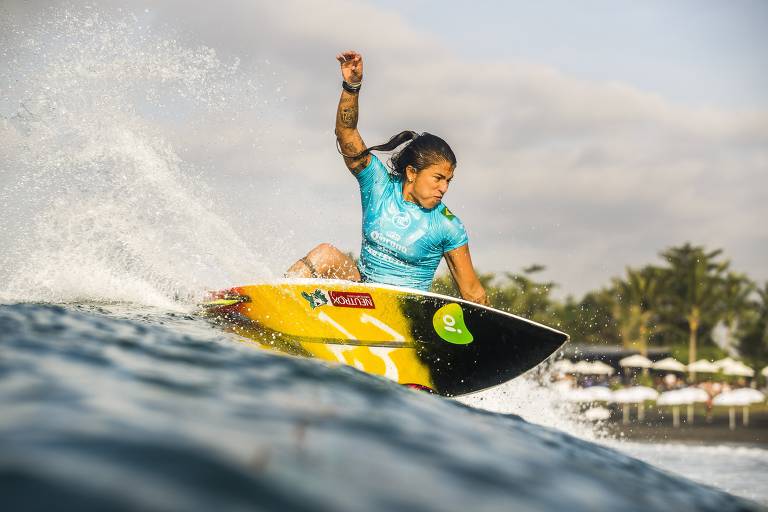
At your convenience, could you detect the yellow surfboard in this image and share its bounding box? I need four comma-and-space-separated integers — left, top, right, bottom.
201, 279, 568, 396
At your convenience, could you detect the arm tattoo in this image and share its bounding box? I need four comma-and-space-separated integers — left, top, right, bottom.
340, 105, 358, 128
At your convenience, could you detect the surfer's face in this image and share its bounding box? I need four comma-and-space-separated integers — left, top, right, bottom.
405, 160, 454, 209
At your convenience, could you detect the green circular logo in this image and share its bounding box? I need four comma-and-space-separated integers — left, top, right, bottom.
432, 303, 474, 345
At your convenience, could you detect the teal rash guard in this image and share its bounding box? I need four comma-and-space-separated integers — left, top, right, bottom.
355, 155, 469, 291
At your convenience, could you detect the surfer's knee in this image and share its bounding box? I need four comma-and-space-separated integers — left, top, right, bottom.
308, 243, 342, 262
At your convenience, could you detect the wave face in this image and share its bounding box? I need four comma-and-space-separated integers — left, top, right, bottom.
0, 303, 761, 512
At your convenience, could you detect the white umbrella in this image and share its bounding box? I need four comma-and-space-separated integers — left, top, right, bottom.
552, 359, 575, 373
713, 389, 764, 429
687, 359, 719, 373
584, 386, 614, 401
611, 386, 660, 424
584, 407, 611, 422
657, 388, 707, 405
611, 386, 659, 403
712, 357, 737, 370
722, 361, 755, 377
571, 361, 594, 374
572, 360, 615, 375
619, 354, 652, 369
651, 357, 687, 372
723, 388, 765, 404
590, 361, 616, 376
657, 387, 708, 427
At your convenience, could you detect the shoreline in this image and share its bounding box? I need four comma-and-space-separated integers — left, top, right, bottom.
599, 405, 768, 445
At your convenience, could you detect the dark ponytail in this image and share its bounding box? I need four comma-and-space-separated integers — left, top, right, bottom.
339, 130, 457, 178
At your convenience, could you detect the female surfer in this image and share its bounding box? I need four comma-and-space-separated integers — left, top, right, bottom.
287, 50, 488, 306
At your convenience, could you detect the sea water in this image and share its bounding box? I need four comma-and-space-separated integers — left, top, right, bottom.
1, 8, 765, 511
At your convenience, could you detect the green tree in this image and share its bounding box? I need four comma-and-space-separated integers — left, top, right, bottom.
658, 243, 729, 372
554, 289, 619, 345
611, 265, 664, 356
738, 282, 768, 372
716, 271, 756, 353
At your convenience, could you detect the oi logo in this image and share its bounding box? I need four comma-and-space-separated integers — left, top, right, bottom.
432, 303, 473, 344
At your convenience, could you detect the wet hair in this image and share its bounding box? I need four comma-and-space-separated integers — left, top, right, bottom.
342, 131, 456, 177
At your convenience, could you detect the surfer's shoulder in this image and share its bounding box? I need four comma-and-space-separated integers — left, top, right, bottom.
437, 203, 462, 224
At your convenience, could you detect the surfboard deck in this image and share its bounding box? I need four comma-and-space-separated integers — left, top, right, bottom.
201, 279, 568, 397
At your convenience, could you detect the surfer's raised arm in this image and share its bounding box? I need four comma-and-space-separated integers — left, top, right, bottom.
444, 245, 490, 306
335, 50, 371, 173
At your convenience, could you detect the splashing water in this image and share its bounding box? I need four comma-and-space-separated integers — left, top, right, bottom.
0, 8, 271, 306
459, 363, 609, 442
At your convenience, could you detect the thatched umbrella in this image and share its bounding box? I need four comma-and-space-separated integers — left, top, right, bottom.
713, 389, 765, 429
657, 387, 708, 427
651, 357, 686, 372
610, 386, 659, 423
686, 359, 719, 374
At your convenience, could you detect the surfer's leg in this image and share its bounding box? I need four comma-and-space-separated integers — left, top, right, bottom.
285, 243, 361, 281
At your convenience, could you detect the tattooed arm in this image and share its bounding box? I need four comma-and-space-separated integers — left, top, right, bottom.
335, 51, 370, 173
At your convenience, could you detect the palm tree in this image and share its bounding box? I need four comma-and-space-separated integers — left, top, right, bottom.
659, 243, 729, 377
718, 272, 756, 353
611, 266, 663, 356
738, 282, 768, 371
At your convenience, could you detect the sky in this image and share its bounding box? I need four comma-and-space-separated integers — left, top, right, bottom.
1, 0, 767, 298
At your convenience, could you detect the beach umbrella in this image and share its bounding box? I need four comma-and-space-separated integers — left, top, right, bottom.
572, 361, 615, 375
611, 386, 659, 403
571, 361, 594, 374
686, 359, 719, 374
713, 389, 764, 429
552, 359, 575, 373
584, 386, 614, 401
657, 387, 708, 427
712, 357, 737, 370
619, 354, 652, 369
721, 361, 755, 377
727, 388, 766, 404
610, 386, 659, 424
584, 406, 611, 422
651, 357, 686, 373
589, 361, 616, 376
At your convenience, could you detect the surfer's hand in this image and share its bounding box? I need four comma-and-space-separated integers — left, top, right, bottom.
336, 51, 363, 83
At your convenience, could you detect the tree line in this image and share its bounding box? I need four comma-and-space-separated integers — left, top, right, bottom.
432, 242, 768, 371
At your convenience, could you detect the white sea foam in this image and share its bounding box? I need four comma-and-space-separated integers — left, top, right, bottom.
457, 362, 609, 442
0, 8, 271, 307
459, 364, 768, 504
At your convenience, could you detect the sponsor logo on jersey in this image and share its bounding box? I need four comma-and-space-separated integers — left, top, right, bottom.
370, 230, 408, 254
442, 206, 456, 221
392, 211, 411, 229
328, 291, 375, 309
432, 303, 473, 344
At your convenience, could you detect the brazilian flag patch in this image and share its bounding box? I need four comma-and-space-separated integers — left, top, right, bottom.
442, 206, 456, 221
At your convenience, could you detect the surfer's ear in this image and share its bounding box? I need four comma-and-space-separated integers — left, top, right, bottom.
405, 165, 418, 182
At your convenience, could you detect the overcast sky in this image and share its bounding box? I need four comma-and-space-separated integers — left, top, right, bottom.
2, 0, 767, 298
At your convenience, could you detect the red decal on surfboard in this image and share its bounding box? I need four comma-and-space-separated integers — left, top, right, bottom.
328, 291, 375, 309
